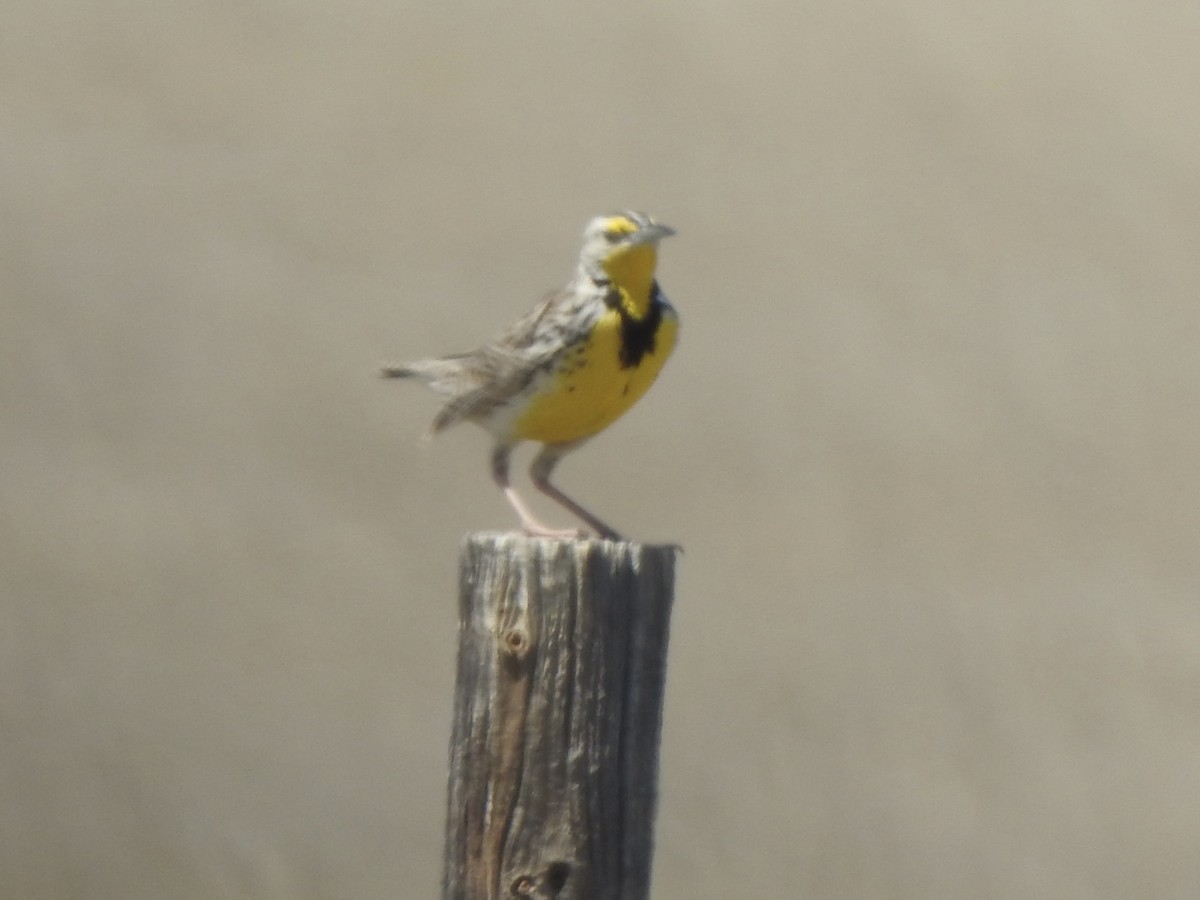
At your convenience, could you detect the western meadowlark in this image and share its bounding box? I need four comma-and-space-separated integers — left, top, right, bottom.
381, 211, 678, 540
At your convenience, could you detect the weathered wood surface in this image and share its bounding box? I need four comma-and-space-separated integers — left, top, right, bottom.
443, 533, 677, 900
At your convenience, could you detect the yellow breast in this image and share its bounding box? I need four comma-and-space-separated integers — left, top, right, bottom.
513, 305, 678, 445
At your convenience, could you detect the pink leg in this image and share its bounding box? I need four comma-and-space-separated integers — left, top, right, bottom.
529, 444, 624, 541
491, 444, 584, 539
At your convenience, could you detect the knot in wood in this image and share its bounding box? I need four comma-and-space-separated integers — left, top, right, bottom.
509, 860, 571, 898
501, 626, 532, 658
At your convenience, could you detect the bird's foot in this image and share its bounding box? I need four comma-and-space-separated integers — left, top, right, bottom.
520, 523, 589, 540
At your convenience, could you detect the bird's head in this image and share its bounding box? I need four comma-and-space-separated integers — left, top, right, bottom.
577, 211, 675, 297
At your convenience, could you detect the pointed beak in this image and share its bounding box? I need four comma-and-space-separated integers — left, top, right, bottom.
628, 222, 676, 245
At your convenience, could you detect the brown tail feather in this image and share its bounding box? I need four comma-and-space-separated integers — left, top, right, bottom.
380, 364, 415, 378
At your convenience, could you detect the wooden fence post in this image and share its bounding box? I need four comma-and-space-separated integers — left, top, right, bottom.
442, 533, 677, 900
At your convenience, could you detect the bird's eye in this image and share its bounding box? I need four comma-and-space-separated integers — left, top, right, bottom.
603, 230, 621, 243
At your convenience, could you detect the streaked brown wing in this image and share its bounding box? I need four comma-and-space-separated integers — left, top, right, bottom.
489, 287, 569, 351
428, 289, 571, 433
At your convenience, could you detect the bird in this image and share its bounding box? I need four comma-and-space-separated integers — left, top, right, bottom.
381, 211, 678, 541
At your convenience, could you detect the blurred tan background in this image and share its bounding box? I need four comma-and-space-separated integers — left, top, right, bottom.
3, 2, 1199, 897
